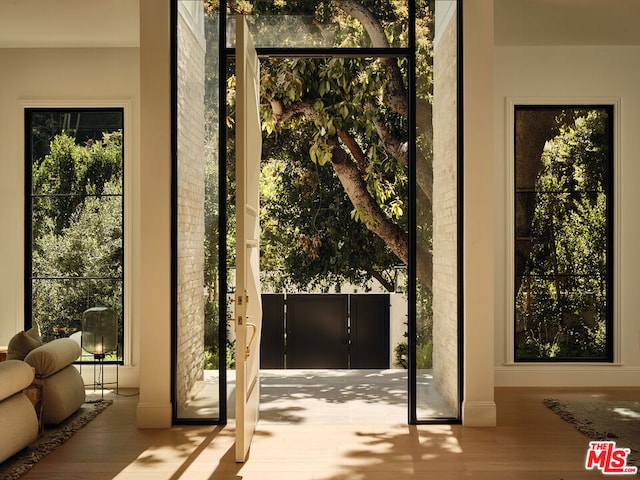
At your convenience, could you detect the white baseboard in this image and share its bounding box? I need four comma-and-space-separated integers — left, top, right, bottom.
462, 400, 497, 426
495, 365, 640, 387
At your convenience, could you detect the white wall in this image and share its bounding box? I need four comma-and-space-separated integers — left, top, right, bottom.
136, 0, 172, 428
0, 47, 141, 387
462, 0, 496, 426
494, 45, 640, 386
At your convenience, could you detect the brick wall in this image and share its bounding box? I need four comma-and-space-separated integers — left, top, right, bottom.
176, 9, 206, 411
432, 10, 459, 415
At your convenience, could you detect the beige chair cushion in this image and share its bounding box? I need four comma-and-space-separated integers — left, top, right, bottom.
0, 360, 35, 402
0, 393, 39, 463
6, 328, 43, 361
39, 365, 86, 425
24, 338, 81, 378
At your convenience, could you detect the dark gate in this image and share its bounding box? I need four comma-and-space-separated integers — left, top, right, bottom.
287, 294, 349, 368
260, 293, 390, 369
350, 294, 390, 369
261, 294, 285, 368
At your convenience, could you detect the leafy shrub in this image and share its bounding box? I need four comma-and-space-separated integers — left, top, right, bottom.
394, 341, 433, 369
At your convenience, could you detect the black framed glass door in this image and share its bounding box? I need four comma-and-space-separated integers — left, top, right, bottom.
173, 0, 461, 425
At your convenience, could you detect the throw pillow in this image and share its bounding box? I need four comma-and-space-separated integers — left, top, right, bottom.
25, 326, 42, 342
7, 330, 44, 361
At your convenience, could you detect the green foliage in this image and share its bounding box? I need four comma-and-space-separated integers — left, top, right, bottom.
515, 109, 610, 360
394, 280, 433, 370
259, 119, 402, 292
227, 0, 410, 48
415, 0, 434, 102
216, 1, 436, 293
394, 342, 408, 368
31, 132, 123, 342
415, 279, 433, 368
394, 341, 433, 370
254, 44, 411, 288
417, 341, 433, 369
203, 138, 222, 353
32, 132, 123, 236
204, 340, 236, 370
204, 347, 218, 370
214, 1, 437, 359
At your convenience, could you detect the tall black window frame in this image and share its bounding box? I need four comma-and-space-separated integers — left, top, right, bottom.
172, 0, 463, 425
513, 104, 614, 363
24, 107, 125, 363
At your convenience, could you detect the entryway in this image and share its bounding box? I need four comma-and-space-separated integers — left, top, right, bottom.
173, 1, 463, 446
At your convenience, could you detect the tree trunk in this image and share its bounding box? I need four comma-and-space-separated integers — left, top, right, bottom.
329, 139, 433, 289
270, 1, 437, 291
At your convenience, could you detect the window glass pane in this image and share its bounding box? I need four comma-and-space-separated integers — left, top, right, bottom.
416, 0, 459, 421
224, 1, 408, 49
27, 108, 124, 360
175, 0, 222, 421
32, 278, 123, 345
514, 106, 612, 361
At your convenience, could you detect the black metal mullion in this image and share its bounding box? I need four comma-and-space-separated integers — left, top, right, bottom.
32, 277, 122, 281
170, 0, 180, 424
606, 104, 614, 361
25, 109, 34, 331
225, 47, 412, 59
456, 0, 465, 424
407, 0, 418, 426
32, 194, 123, 198
218, 0, 229, 425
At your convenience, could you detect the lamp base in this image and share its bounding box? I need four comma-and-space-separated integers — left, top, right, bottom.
87, 352, 118, 398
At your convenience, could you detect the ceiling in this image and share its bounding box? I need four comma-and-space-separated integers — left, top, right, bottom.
0, 0, 139, 48
0, 0, 638, 49
495, 0, 640, 46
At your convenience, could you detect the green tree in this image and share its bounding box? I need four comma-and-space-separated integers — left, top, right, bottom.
219, 0, 435, 292
260, 122, 403, 292
31, 132, 123, 341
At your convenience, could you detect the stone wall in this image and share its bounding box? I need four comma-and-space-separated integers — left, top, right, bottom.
432, 6, 459, 415
176, 5, 206, 411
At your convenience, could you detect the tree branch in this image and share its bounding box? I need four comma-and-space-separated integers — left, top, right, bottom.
416, 98, 433, 143
334, 0, 408, 118
337, 130, 367, 171
373, 116, 407, 166
334, 0, 389, 47
329, 137, 432, 289
372, 111, 433, 206
271, 99, 317, 123
336, 0, 433, 207
366, 268, 395, 292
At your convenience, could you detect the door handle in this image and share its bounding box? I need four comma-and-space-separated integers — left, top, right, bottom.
245, 322, 257, 358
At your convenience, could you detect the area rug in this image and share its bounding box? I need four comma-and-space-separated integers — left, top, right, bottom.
544, 398, 640, 468
0, 398, 112, 480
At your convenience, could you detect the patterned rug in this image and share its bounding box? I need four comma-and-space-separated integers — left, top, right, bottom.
0, 399, 112, 480
544, 398, 640, 469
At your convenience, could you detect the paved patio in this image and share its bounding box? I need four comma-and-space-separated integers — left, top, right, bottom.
180, 369, 457, 424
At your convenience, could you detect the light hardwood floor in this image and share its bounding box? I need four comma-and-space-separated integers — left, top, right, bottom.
18, 386, 639, 479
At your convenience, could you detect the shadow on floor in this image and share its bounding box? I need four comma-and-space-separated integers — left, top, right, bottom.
180, 369, 455, 424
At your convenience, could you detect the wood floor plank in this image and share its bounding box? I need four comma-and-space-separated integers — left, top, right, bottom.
14, 386, 639, 479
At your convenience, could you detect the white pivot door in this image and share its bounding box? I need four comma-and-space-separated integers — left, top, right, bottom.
234, 14, 263, 463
